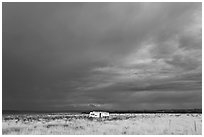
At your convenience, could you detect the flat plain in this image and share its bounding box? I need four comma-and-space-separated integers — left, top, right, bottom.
2, 113, 202, 135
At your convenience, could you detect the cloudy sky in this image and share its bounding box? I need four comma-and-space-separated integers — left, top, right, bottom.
3, 3, 202, 111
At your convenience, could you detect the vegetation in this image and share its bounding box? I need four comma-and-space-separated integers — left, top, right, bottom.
2, 113, 202, 135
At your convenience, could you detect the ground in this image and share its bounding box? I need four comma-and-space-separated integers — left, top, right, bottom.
2, 113, 202, 135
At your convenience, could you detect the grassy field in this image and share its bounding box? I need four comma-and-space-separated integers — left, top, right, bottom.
2, 113, 202, 135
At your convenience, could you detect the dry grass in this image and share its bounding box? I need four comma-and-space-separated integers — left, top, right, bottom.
2, 113, 202, 135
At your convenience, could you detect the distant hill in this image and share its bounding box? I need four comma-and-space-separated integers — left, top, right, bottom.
105, 109, 202, 114
2, 109, 202, 114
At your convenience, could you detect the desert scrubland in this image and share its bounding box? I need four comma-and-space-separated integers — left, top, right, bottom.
2, 113, 202, 135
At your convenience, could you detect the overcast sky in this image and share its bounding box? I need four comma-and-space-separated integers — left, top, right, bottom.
3, 3, 202, 111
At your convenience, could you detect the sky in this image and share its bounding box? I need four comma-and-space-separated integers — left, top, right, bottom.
2, 2, 202, 111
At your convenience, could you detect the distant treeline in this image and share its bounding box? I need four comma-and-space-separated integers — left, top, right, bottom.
2, 109, 202, 114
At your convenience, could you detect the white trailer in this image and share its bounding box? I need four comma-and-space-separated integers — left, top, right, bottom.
89, 111, 109, 118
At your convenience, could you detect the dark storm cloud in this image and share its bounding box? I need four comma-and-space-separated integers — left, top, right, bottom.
3, 2, 201, 110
